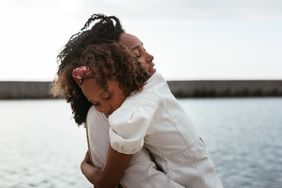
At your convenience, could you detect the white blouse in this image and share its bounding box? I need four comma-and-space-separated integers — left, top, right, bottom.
86, 107, 185, 188
109, 72, 223, 188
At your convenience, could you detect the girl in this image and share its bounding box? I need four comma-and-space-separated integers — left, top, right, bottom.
54, 41, 223, 187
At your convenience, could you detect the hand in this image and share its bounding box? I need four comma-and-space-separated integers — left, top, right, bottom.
81, 147, 131, 188
81, 150, 102, 185
80, 160, 100, 184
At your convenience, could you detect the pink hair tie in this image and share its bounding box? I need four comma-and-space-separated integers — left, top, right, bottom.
72, 66, 93, 85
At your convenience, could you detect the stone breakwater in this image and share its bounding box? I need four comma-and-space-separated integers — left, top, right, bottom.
0, 81, 53, 99
167, 80, 282, 97
1, 80, 282, 99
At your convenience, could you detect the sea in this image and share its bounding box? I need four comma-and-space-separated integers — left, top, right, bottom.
0, 97, 281, 188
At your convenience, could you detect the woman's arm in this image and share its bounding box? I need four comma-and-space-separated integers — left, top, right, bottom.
81, 147, 133, 188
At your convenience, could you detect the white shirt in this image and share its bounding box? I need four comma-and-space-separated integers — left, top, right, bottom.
109, 72, 223, 188
87, 107, 185, 188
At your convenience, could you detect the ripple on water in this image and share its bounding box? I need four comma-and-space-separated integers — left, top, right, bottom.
1, 99, 282, 188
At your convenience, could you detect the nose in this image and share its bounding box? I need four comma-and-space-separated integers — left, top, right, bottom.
145, 52, 154, 64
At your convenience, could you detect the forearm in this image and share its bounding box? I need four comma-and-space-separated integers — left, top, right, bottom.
82, 146, 133, 188
97, 147, 133, 187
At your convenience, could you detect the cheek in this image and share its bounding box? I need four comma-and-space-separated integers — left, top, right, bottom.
137, 56, 146, 63
94, 106, 103, 113
138, 60, 148, 69
111, 96, 125, 111
95, 102, 111, 114
111, 99, 120, 112
81, 88, 91, 101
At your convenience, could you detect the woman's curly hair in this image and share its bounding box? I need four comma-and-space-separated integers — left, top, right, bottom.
53, 14, 127, 125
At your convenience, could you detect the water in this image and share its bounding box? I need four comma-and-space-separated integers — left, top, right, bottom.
0, 100, 89, 188
0, 98, 281, 188
181, 98, 282, 188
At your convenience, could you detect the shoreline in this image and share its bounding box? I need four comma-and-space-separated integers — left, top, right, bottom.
1, 80, 282, 99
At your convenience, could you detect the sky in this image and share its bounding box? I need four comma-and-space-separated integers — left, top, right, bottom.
0, 0, 281, 81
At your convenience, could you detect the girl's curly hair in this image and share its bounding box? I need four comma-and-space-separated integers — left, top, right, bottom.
53, 42, 149, 125
53, 14, 127, 125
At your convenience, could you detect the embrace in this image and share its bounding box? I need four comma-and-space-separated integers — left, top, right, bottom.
53, 14, 223, 188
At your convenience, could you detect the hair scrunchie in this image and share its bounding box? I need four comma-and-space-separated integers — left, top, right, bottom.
72, 66, 94, 85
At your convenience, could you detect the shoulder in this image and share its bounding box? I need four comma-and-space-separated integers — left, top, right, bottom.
87, 106, 107, 123
108, 72, 168, 124
109, 98, 156, 126
130, 72, 167, 103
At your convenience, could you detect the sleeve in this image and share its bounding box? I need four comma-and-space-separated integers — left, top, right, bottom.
86, 106, 110, 168
120, 149, 185, 188
108, 103, 156, 154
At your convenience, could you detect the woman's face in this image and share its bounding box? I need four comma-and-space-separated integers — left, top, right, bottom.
119, 33, 156, 76
80, 33, 155, 116
80, 78, 126, 117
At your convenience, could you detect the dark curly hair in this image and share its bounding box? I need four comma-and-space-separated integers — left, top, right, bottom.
57, 14, 124, 83
53, 14, 148, 126
54, 42, 149, 125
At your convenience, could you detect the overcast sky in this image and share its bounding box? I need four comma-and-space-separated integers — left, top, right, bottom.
0, 0, 281, 80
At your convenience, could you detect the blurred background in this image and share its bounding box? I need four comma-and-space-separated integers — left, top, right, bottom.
0, 0, 281, 187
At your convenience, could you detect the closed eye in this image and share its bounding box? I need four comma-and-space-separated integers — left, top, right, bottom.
132, 49, 141, 58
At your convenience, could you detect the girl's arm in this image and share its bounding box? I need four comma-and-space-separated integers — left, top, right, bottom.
81, 147, 133, 188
